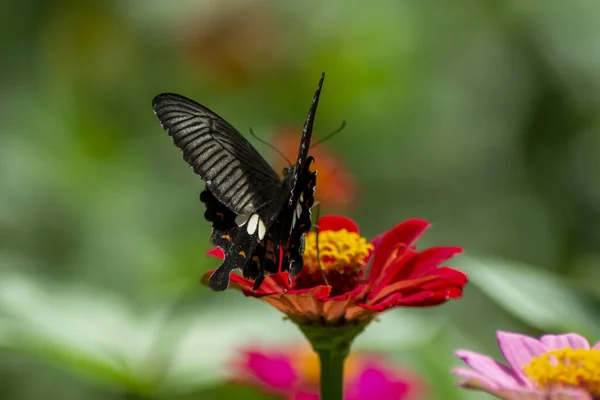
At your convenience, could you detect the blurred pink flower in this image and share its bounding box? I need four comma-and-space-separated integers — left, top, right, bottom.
453, 331, 600, 399
231, 344, 425, 400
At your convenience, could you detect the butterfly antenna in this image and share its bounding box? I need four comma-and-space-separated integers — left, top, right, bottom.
313, 202, 330, 286
310, 120, 346, 149
248, 127, 292, 165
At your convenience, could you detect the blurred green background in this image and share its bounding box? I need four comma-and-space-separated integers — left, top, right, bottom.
2, 1, 600, 399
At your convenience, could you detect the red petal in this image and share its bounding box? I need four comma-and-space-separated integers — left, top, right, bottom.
361, 273, 467, 311
327, 285, 365, 302
375, 246, 463, 289
367, 219, 430, 281
317, 215, 359, 233
207, 247, 225, 260
367, 276, 438, 304
288, 285, 332, 300
377, 291, 438, 309
360, 287, 459, 311
409, 247, 464, 277
416, 267, 469, 291
200, 269, 291, 295
229, 272, 291, 296
200, 270, 214, 287
259, 286, 333, 323
402, 286, 465, 306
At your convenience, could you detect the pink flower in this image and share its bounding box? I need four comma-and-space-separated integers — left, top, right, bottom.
231, 344, 426, 400
453, 331, 600, 399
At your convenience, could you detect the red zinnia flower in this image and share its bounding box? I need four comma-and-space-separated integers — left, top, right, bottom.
202, 215, 467, 326
272, 129, 358, 209
231, 343, 426, 400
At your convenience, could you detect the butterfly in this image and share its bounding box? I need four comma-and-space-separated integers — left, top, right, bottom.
152, 73, 324, 291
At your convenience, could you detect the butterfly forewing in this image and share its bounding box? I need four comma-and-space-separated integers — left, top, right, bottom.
287, 74, 324, 207
152, 94, 281, 215
281, 158, 317, 276
277, 74, 324, 275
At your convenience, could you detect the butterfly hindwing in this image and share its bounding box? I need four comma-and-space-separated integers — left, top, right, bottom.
201, 188, 281, 290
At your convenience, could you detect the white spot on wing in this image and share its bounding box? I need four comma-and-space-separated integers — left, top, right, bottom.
291, 211, 297, 234
247, 214, 259, 235
236, 214, 250, 227
299, 192, 304, 202
258, 220, 266, 240
296, 203, 302, 218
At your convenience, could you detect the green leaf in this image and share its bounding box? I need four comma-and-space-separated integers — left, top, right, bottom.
354, 308, 447, 351
0, 271, 305, 394
458, 256, 600, 337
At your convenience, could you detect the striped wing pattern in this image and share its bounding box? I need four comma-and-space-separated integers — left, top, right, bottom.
152, 93, 281, 215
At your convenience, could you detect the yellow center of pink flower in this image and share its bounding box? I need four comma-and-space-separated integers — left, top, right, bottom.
524, 348, 600, 395
293, 230, 373, 296
294, 349, 360, 385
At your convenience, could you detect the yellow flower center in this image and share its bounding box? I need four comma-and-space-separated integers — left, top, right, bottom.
294, 349, 359, 385
294, 229, 373, 297
524, 348, 600, 395
303, 230, 373, 273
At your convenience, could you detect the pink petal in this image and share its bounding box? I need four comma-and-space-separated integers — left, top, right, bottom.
291, 392, 320, 400
593, 341, 600, 350
540, 333, 590, 350
454, 365, 593, 400
564, 391, 596, 400
346, 365, 411, 400
453, 370, 568, 400
488, 390, 583, 400
242, 351, 299, 391
452, 367, 502, 390
497, 331, 547, 387
454, 350, 525, 388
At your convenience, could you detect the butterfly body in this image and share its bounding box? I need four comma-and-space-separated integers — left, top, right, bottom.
153, 74, 324, 291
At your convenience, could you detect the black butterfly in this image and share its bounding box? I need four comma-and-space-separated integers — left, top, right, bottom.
152, 73, 324, 291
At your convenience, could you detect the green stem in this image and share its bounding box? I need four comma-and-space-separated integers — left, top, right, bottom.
316, 345, 346, 400
296, 321, 370, 400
